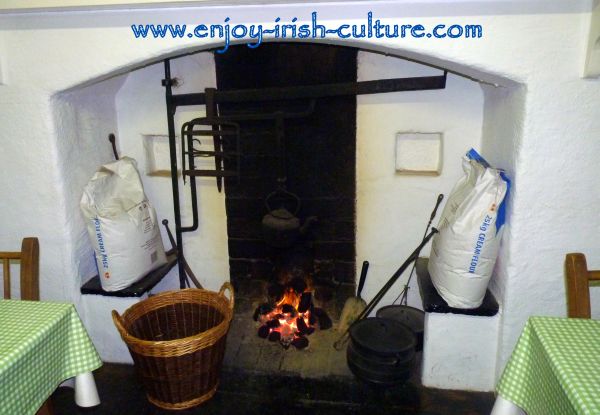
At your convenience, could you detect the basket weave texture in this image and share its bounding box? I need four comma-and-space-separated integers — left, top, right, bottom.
112, 283, 234, 410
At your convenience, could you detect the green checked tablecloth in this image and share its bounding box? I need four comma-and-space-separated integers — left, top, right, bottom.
0, 300, 102, 415
497, 316, 600, 415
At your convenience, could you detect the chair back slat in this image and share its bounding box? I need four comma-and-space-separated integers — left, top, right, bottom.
3, 258, 11, 299
20, 238, 39, 301
589, 271, 600, 281
0, 238, 39, 301
565, 253, 595, 319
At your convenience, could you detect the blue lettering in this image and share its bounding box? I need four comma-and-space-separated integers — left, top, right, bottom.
411, 24, 425, 38
433, 24, 446, 38
130, 15, 483, 49
312, 12, 326, 38
194, 24, 208, 38
298, 24, 310, 38
337, 24, 351, 39
231, 24, 247, 39
247, 25, 263, 48
447, 24, 463, 38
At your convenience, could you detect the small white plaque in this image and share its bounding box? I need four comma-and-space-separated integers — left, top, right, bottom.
395, 132, 442, 175
143, 134, 178, 177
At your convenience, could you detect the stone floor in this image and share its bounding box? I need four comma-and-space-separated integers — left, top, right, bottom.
51, 278, 496, 414
51, 363, 495, 414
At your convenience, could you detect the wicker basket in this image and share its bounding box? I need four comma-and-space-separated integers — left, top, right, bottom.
112, 283, 234, 410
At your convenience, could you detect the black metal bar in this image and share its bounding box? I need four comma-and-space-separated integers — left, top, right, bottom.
163, 59, 186, 289
183, 130, 239, 137
191, 150, 238, 157
162, 219, 203, 289
171, 74, 447, 108
216, 99, 317, 122
108, 134, 119, 160
181, 122, 188, 185
205, 88, 223, 192
181, 123, 199, 233
183, 169, 239, 177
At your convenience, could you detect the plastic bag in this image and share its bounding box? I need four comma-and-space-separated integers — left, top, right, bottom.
80, 157, 167, 291
428, 149, 509, 308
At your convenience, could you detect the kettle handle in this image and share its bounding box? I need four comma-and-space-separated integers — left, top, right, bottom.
264, 187, 301, 215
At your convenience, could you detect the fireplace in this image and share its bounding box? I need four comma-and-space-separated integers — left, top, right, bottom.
207, 44, 358, 345
51, 44, 489, 377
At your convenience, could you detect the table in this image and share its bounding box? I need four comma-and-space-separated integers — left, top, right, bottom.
0, 300, 102, 415
494, 316, 600, 415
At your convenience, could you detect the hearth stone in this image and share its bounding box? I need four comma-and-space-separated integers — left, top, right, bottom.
224, 278, 355, 378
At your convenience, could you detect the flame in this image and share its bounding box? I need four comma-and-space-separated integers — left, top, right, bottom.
260, 285, 313, 345
276, 287, 301, 309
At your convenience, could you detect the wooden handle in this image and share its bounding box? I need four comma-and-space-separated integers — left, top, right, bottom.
357, 261, 369, 298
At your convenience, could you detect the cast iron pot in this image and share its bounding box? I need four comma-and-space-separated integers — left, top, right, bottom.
347, 317, 416, 384
376, 305, 425, 352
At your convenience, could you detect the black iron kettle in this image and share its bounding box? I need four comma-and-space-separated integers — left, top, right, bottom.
262, 188, 317, 248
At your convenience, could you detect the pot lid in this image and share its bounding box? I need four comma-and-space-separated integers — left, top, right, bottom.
349, 317, 416, 356
268, 208, 296, 220
376, 305, 425, 333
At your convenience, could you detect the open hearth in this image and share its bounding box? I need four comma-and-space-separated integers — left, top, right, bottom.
253, 245, 333, 349
224, 277, 354, 378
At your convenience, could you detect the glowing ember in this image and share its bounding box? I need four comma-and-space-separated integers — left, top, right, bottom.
257, 287, 315, 348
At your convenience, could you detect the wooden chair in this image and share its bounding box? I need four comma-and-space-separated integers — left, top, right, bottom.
0, 237, 52, 414
0, 237, 39, 300
565, 253, 600, 318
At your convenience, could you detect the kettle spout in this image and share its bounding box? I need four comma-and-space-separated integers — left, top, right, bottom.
300, 216, 318, 235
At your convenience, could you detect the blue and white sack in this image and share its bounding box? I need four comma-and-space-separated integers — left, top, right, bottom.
80, 157, 167, 291
428, 149, 509, 308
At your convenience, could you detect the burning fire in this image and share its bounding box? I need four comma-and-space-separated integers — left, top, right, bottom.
276, 286, 301, 309
256, 282, 315, 349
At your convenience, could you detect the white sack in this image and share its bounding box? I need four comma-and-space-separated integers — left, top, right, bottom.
428, 149, 509, 308
80, 157, 167, 291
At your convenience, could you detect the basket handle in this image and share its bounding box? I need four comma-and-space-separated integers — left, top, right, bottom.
219, 282, 235, 310
111, 310, 128, 338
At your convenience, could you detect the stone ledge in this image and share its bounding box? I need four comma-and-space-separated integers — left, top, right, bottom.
80, 250, 177, 297
416, 257, 499, 317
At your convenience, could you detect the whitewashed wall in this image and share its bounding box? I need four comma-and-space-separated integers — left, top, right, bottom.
356, 52, 484, 310
115, 52, 229, 293
53, 77, 126, 300
1, 0, 599, 385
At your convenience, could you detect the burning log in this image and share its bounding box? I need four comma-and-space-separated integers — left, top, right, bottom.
268, 331, 281, 342
253, 303, 273, 321
298, 292, 312, 313
296, 316, 308, 335
266, 319, 280, 328
281, 304, 296, 315
313, 307, 332, 330
292, 337, 309, 350
258, 325, 270, 338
